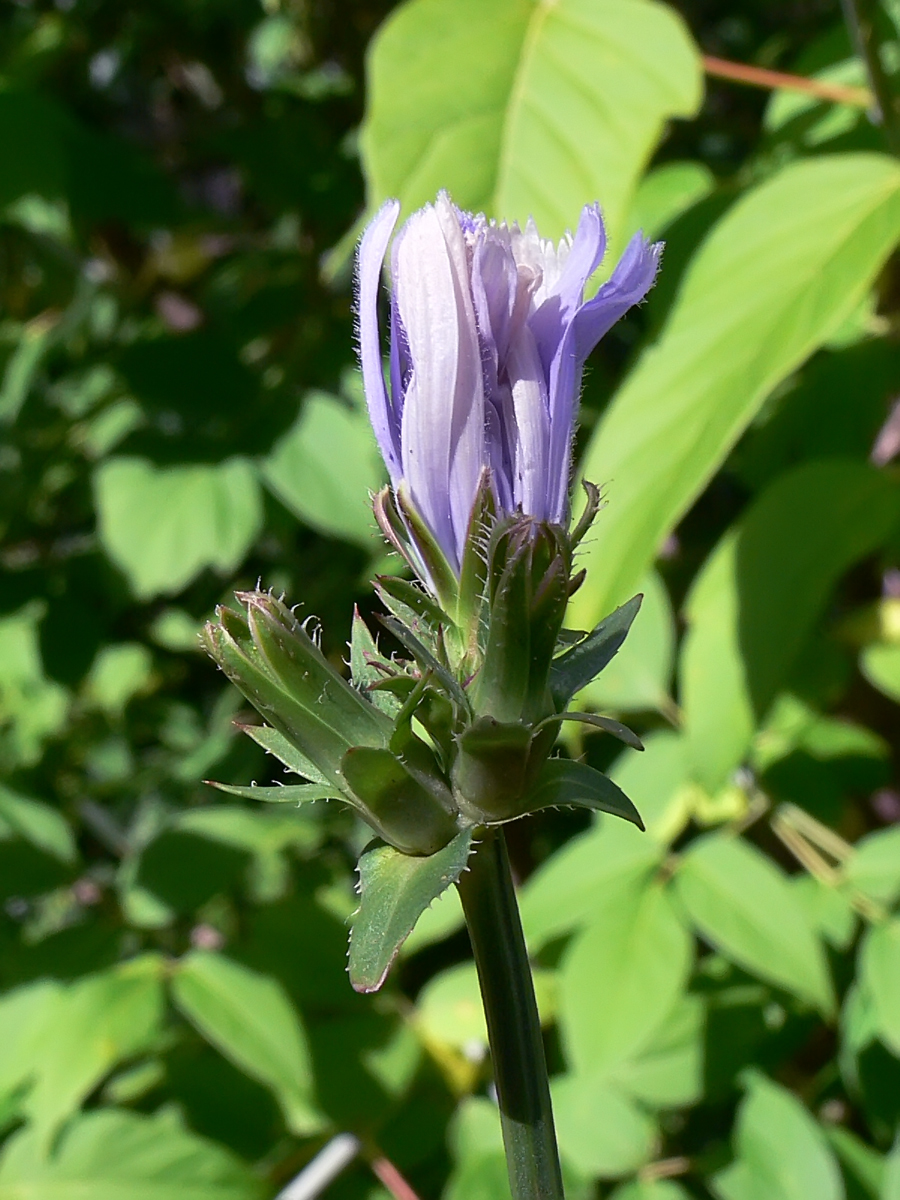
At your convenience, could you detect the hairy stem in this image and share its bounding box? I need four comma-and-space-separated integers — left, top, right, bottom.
457, 827, 565, 1200
840, 0, 900, 155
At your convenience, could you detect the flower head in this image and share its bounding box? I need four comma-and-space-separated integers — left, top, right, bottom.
357, 192, 660, 579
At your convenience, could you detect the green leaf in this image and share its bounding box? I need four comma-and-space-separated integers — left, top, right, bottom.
171, 951, 324, 1136
261, 391, 383, 546
712, 1072, 843, 1200
0, 1107, 263, 1200
860, 643, 900, 703
680, 461, 899, 790
0, 785, 76, 864
559, 879, 691, 1075
578, 571, 676, 715
94, 458, 262, 599
884, 1142, 900, 1200
860, 919, 900, 1056
627, 160, 716, 239
551, 711, 643, 750
362, 0, 701, 249
415, 960, 555, 1053
519, 815, 663, 952
400, 884, 465, 956
550, 595, 643, 709
18, 960, 165, 1145
0, 981, 61, 1110
609, 1181, 691, 1200
83, 643, 154, 716
552, 1073, 656, 1178
792, 876, 856, 951
824, 1126, 884, 1200
349, 828, 474, 992
526, 757, 644, 828
605, 994, 705, 1109
675, 833, 834, 1013
0, 602, 69, 769
845, 826, 900, 907
572, 153, 900, 627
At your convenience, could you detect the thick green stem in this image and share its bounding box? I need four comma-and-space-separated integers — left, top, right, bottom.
457, 827, 565, 1200
840, 0, 900, 156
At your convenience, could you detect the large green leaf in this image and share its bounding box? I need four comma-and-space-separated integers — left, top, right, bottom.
171, 951, 323, 1136
675, 833, 834, 1013
884, 1142, 900, 1200
552, 1073, 656, 1178
712, 1073, 843, 1200
94, 457, 262, 599
0, 786, 76, 863
572, 153, 900, 627
11, 960, 165, 1146
610, 1182, 691, 1200
845, 826, 900, 908
559, 878, 691, 1074
349, 828, 474, 993
0, 1108, 263, 1200
680, 461, 899, 790
362, 0, 701, 247
519, 813, 663, 952
261, 391, 383, 547
605, 994, 704, 1109
860, 919, 900, 1056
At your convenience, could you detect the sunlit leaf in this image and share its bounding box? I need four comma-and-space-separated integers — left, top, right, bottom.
94, 457, 263, 599
573, 154, 900, 627
171, 951, 324, 1136
676, 833, 834, 1013
712, 1072, 843, 1200
362, 0, 701, 248
559, 878, 691, 1074
0, 1107, 263, 1200
680, 461, 899, 790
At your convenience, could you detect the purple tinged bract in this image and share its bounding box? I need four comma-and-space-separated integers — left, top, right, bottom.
357, 192, 660, 576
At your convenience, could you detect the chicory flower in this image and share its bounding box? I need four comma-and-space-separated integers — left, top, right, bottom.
357, 192, 660, 577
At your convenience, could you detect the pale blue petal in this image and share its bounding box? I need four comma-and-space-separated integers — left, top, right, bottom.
356, 200, 401, 482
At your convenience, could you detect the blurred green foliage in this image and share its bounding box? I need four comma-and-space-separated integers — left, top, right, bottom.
2, 0, 900, 1197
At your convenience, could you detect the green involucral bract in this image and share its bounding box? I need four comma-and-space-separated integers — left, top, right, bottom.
203, 491, 644, 983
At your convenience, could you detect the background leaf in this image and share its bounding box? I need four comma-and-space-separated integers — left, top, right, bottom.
675, 834, 834, 1012
362, 0, 701, 246
680, 461, 899, 789
572, 154, 900, 626
94, 458, 263, 599
712, 1073, 844, 1200
171, 952, 324, 1136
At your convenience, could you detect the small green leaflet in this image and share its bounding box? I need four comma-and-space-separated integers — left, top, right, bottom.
349, 828, 474, 993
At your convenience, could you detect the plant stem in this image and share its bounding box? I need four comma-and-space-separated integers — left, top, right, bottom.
457, 827, 565, 1200
840, 0, 900, 155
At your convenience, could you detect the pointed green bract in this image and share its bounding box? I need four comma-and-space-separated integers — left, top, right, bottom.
452, 717, 535, 821
526, 759, 645, 829
204, 619, 355, 787
341, 745, 460, 855
349, 606, 402, 716
245, 592, 392, 748
543, 711, 644, 751
349, 828, 474, 992
238, 723, 332, 785
550, 595, 643, 709
205, 781, 338, 803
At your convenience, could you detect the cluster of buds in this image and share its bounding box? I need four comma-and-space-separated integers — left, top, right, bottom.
204, 193, 659, 859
